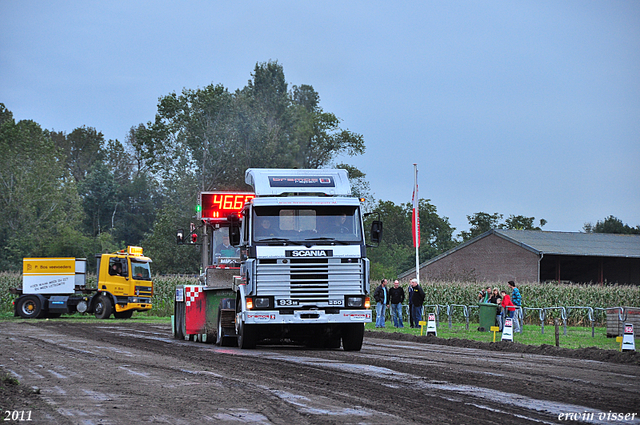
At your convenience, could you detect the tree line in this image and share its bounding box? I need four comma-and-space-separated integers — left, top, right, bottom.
1, 61, 637, 277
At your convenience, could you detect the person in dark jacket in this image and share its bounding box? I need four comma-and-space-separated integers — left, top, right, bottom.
373, 279, 389, 328
489, 287, 502, 330
409, 278, 425, 328
389, 280, 405, 328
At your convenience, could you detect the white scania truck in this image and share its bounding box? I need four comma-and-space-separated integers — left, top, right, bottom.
173, 168, 382, 351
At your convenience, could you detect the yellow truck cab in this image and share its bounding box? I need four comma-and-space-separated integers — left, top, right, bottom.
94, 246, 153, 319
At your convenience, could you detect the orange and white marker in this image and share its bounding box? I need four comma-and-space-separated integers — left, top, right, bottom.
621, 323, 636, 352
426, 313, 437, 336
501, 318, 514, 341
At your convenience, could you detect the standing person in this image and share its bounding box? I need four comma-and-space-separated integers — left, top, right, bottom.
389, 280, 405, 328
509, 281, 522, 333
477, 286, 491, 303
500, 290, 516, 328
409, 278, 425, 328
373, 279, 389, 328
489, 287, 502, 330
408, 283, 414, 328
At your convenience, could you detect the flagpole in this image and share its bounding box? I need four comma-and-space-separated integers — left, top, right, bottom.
413, 164, 420, 285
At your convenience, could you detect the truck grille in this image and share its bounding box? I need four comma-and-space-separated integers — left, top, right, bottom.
135, 286, 153, 297
256, 258, 363, 305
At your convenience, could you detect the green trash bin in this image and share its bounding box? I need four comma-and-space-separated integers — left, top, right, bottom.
478, 302, 498, 332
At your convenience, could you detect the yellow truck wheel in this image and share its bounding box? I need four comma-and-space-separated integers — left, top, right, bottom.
95, 296, 113, 319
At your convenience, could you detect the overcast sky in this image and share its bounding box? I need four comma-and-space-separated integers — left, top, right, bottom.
2, 1, 638, 235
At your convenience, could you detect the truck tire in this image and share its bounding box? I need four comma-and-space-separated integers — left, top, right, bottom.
94, 295, 113, 319
114, 310, 133, 319
17, 296, 45, 319
325, 336, 342, 349
342, 323, 364, 351
237, 321, 256, 349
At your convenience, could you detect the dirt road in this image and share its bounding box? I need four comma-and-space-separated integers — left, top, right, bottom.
1, 320, 639, 424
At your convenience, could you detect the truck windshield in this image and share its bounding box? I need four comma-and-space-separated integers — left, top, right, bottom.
253, 206, 362, 243
131, 260, 152, 280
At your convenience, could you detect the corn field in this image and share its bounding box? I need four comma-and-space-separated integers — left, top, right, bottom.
374, 280, 640, 325
2, 272, 639, 325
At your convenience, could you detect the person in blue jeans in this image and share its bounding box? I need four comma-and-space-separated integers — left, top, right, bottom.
373, 279, 389, 328
409, 278, 425, 328
509, 281, 522, 333
389, 280, 405, 328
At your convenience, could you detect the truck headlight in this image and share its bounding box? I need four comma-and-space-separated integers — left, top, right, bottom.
254, 297, 270, 309
346, 297, 364, 308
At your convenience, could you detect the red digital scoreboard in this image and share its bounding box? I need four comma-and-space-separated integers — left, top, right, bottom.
199, 192, 255, 224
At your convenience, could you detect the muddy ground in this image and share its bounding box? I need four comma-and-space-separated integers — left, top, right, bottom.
1, 320, 639, 424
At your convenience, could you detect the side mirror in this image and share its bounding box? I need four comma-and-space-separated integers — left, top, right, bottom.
176, 229, 184, 245
228, 214, 241, 246
371, 220, 383, 245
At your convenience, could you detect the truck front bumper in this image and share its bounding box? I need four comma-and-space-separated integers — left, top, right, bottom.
115, 302, 152, 313
241, 309, 372, 325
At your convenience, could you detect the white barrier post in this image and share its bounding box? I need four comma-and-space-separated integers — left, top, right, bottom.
502, 318, 514, 341
426, 312, 437, 336
621, 323, 636, 352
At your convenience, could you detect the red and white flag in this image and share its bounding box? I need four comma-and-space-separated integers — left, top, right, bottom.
412, 167, 420, 248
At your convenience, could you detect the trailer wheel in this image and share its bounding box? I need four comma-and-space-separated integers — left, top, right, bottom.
17, 296, 45, 319
342, 323, 364, 351
216, 310, 236, 347
114, 310, 133, 319
94, 296, 112, 319
174, 302, 185, 340
237, 321, 256, 349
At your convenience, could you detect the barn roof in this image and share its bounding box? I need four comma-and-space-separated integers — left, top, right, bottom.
493, 229, 640, 258
398, 230, 640, 279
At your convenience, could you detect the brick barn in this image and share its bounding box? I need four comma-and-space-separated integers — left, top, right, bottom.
399, 229, 640, 284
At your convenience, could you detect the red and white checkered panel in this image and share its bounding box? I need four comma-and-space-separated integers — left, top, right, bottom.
185, 285, 207, 335
185, 286, 203, 307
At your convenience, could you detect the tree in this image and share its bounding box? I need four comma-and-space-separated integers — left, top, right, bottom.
366, 199, 456, 280
460, 212, 546, 241
459, 212, 503, 241
0, 104, 85, 270
584, 216, 640, 234
336, 163, 375, 212
51, 126, 105, 183
136, 62, 367, 273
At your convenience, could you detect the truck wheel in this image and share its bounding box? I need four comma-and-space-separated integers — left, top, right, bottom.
325, 336, 341, 349
114, 310, 133, 319
17, 296, 45, 319
237, 321, 256, 349
342, 323, 364, 351
94, 296, 113, 319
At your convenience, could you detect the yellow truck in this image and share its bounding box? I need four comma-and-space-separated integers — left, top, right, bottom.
13, 246, 153, 319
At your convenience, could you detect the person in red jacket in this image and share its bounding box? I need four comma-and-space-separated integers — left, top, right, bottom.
500, 290, 516, 327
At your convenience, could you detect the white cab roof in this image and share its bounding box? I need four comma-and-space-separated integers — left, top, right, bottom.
245, 168, 352, 197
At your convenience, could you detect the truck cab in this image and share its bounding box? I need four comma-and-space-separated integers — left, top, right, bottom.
94, 246, 153, 319
231, 168, 381, 350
